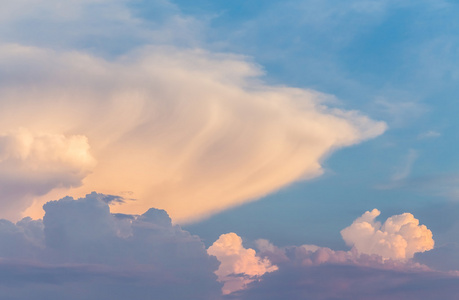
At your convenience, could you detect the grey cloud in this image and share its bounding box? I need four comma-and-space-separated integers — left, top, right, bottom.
0, 193, 221, 299
231, 240, 459, 300
230, 263, 459, 300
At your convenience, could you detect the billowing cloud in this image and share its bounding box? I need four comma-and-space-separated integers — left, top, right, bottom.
0, 193, 221, 299
207, 233, 277, 295
0, 197, 452, 300
341, 209, 434, 260
233, 236, 455, 300
0, 43, 386, 223
0, 128, 95, 219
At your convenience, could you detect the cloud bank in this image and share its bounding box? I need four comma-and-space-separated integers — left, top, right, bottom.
0, 193, 221, 299
228, 215, 454, 300
0, 44, 386, 222
0, 198, 453, 299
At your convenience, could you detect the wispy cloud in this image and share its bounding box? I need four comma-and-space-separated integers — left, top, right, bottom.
0, 44, 386, 222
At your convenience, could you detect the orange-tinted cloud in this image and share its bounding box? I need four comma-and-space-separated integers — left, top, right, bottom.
0, 45, 386, 222
207, 232, 278, 295
0, 128, 95, 219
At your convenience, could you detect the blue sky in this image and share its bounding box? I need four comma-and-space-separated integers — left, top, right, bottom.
1, 0, 459, 298
183, 0, 459, 249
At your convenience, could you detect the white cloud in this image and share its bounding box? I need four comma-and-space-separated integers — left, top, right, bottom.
207, 232, 278, 295
0, 128, 95, 219
341, 209, 434, 260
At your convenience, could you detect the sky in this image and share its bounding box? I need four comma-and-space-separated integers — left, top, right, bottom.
1, 0, 459, 299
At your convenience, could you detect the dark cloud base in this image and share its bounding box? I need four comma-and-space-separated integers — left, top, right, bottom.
1, 193, 459, 299
0, 193, 221, 300
229, 264, 459, 300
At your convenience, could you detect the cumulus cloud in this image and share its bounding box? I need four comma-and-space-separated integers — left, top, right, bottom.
0, 43, 386, 223
207, 233, 277, 295
232, 234, 454, 300
341, 209, 434, 260
0, 193, 221, 299
0, 128, 95, 219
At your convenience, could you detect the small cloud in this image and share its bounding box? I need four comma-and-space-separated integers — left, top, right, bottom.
374, 98, 428, 127
391, 149, 418, 181
86, 192, 128, 205
207, 232, 278, 295
418, 130, 441, 140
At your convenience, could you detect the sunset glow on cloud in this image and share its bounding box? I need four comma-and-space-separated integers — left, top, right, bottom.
2, 0, 459, 299
208, 232, 278, 294
0, 44, 385, 223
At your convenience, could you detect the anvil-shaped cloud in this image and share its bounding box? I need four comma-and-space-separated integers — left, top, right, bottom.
0, 44, 386, 222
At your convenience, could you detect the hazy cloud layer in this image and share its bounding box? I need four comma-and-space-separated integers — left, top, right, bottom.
341, 209, 434, 259
231, 262, 459, 300
0, 44, 386, 222
228, 233, 457, 300
207, 233, 277, 295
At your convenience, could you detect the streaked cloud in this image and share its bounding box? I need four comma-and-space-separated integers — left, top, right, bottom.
207, 233, 277, 295
0, 44, 386, 223
417, 130, 441, 140
231, 259, 459, 300
391, 149, 418, 181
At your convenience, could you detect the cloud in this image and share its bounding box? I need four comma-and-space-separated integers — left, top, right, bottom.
418, 130, 441, 140
231, 261, 459, 300
0, 0, 200, 52
229, 233, 456, 300
0, 128, 95, 219
391, 149, 418, 181
0, 193, 221, 299
0, 43, 386, 223
207, 233, 277, 295
341, 209, 434, 260
0, 0, 387, 223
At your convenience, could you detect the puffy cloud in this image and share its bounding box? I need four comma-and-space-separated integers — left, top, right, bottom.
340, 209, 434, 260
207, 233, 277, 295
0, 43, 386, 223
0, 193, 221, 299
0, 128, 95, 219
232, 237, 456, 300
